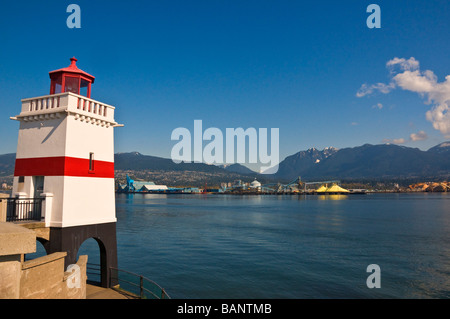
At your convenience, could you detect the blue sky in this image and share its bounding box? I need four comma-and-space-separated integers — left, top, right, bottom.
1, 0, 450, 167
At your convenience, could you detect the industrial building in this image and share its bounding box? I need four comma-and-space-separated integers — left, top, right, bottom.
117, 175, 168, 193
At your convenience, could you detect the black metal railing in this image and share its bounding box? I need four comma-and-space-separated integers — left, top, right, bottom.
87, 263, 170, 299
86, 263, 102, 284
6, 197, 44, 222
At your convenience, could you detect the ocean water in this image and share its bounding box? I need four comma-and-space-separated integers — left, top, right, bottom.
77, 193, 450, 299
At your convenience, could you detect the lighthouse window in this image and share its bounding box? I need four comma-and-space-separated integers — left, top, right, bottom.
89, 152, 94, 171
55, 82, 62, 94
18, 176, 25, 192
80, 79, 89, 97
64, 76, 79, 94
52, 75, 63, 94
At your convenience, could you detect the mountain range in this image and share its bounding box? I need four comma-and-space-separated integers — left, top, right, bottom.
273, 142, 450, 181
1, 142, 450, 184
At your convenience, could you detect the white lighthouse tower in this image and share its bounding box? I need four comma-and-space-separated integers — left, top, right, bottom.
10, 57, 121, 287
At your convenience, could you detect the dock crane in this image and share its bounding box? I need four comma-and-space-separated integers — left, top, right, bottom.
261, 177, 303, 193
280, 176, 303, 193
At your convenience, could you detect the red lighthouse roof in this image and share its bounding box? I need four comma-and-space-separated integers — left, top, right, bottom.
49, 57, 95, 98
49, 57, 95, 82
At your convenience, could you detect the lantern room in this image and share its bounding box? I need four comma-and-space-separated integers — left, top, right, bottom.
49, 57, 95, 98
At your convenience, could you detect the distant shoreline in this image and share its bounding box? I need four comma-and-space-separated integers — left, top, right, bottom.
115, 190, 449, 195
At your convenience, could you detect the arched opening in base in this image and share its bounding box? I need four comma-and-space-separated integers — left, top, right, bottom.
77, 238, 102, 285
24, 239, 47, 261
46, 222, 118, 288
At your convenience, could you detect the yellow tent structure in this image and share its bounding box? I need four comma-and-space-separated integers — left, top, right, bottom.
315, 185, 328, 193
325, 184, 349, 193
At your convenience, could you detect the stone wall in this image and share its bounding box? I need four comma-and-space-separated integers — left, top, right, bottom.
0, 222, 87, 299
0, 194, 9, 222
0, 254, 22, 299
20, 252, 87, 299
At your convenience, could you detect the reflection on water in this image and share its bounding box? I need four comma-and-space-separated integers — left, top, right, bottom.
317, 194, 349, 201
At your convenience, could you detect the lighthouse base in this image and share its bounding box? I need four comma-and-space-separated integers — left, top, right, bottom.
44, 222, 118, 288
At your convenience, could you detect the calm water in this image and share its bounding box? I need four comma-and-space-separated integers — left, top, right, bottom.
78, 193, 450, 299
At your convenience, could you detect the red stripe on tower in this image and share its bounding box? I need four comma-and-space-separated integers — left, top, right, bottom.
14, 156, 114, 178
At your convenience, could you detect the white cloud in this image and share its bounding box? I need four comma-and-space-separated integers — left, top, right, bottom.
386, 57, 420, 72
381, 131, 428, 145
356, 82, 395, 97
372, 103, 383, 109
358, 57, 450, 137
394, 71, 450, 137
382, 138, 406, 145
393, 70, 437, 94
392, 138, 406, 144
410, 130, 428, 141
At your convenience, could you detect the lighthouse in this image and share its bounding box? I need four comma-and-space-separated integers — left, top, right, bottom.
10, 57, 121, 287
